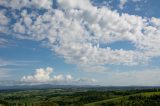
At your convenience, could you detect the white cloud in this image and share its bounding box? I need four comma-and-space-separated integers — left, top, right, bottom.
119, 0, 127, 9
57, 0, 94, 11
132, 0, 141, 2
0, 0, 53, 9
1, 0, 160, 72
103, 69, 160, 86
53, 74, 64, 82
0, 59, 39, 66
22, 67, 53, 82
21, 67, 96, 84
66, 74, 73, 81
0, 10, 9, 26
32, 0, 53, 9
0, 38, 8, 47
0, 10, 9, 34
0, 59, 12, 67
0, 68, 11, 78
13, 22, 26, 34
77, 78, 97, 83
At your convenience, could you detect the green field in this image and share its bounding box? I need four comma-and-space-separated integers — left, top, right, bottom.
0, 88, 160, 106
85, 92, 160, 106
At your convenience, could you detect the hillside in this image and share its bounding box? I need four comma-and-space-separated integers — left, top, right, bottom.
0, 87, 160, 106
85, 92, 160, 106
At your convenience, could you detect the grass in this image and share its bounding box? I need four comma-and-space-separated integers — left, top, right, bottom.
84, 91, 160, 106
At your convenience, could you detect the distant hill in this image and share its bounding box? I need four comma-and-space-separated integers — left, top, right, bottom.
0, 84, 160, 91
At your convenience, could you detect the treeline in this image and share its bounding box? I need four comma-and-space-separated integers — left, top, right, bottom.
0, 101, 59, 106
95, 94, 160, 106
1, 89, 160, 106
0, 91, 111, 106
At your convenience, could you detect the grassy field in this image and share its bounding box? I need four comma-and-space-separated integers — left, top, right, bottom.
85, 92, 160, 106
0, 87, 160, 106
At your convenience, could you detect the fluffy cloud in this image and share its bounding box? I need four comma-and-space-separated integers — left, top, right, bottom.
1, 0, 160, 72
0, 0, 53, 9
0, 10, 9, 26
21, 67, 96, 84
0, 10, 9, 33
119, 0, 127, 9
57, 0, 93, 11
66, 74, 73, 81
22, 67, 53, 82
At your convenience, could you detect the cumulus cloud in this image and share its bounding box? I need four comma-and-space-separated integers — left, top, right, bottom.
1, 0, 160, 72
21, 67, 96, 84
57, 0, 93, 11
22, 67, 53, 82
66, 74, 73, 81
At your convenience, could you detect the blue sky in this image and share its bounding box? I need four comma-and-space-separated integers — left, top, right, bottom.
0, 0, 160, 86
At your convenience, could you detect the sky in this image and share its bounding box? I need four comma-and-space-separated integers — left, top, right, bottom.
0, 0, 160, 86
